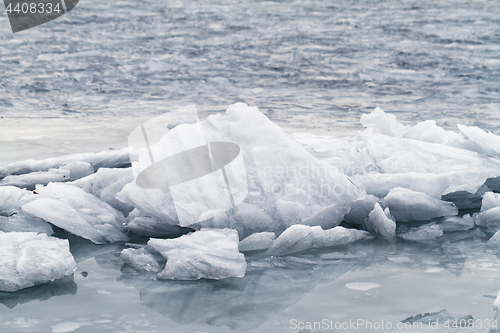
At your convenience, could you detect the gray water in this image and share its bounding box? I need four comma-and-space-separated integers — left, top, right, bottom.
1, 0, 500, 132
1, 1, 500, 332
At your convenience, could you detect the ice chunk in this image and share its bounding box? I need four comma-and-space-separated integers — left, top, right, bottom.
201, 203, 275, 239
440, 215, 474, 232
481, 192, 500, 212
266, 225, 314, 256
148, 228, 246, 280
59, 161, 93, 181
116, 182, 178, 225
366, 203, 396, 241
360, 106, 408, 137
494, 289, 500, 321
354, 172, 451, 198
291, 133, 375, 176
0, 186, 37, 216
91, 168, 135, 215
267, 224, 372, 256
120, 248, 161, 273
398, 223, 443, 242
0, 147, 130, 179
0, 232, 76, 292
475, 207, 500, 234
402, 309, 473, 326
487, 229, 500, 245
126, 214, 186, 237
68, 173, 94, 193
357, 127, 500, 194
200, 103, 364, 230
403, 120, 480, 152
381, 187, 458, 222
441, 187, 486, 210
458, 124, 500, 156
343, 195, 379, 226
310, 226, 373, 249
239, 232, 276, 252
0, 215, 53, 235
0, 168, 70, 190
22, 183, 128, 244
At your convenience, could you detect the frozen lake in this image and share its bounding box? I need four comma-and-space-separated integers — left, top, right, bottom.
1, 0, 500, 332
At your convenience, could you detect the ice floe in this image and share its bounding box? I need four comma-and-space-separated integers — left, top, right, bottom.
0, 232, 76, 292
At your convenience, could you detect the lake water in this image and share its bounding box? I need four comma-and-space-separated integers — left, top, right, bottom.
1, 0, 500, 332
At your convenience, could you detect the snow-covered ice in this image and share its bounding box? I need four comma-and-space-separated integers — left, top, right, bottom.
0, 232, 76, 292
148, 228, 246, 280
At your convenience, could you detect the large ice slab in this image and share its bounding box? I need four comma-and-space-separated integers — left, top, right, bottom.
22, 183, 128, 244
266, 224, 372, 256
381, 187, 458, 222
0, 232, 76, 292
148, 228, 246, 280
